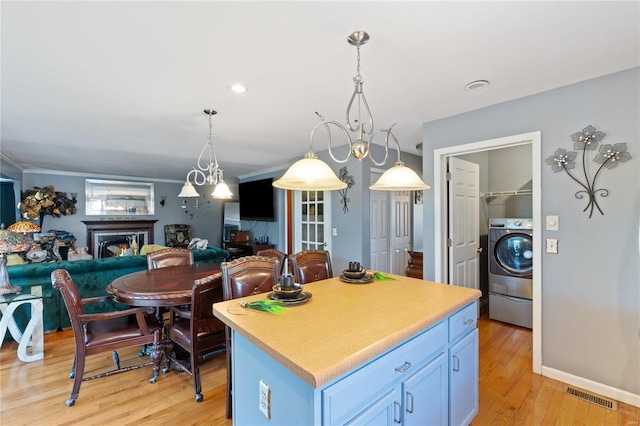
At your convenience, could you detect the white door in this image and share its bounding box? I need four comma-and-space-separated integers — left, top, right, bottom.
447, 157, 480, 289
390, 190, 412, 275
370, 172, 389, 272
293, 190, 332, 252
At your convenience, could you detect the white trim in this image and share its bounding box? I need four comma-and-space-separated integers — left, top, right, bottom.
433, 131, 542, 374
542, 366, 640, 408
0, 153, 24, 172
23, 169, 183, 184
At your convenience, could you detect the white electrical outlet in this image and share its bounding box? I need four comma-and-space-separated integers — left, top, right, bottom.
545, 238, 559, 254
259, 380, 270, 419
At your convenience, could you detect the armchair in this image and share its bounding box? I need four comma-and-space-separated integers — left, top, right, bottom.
51, 269, 161, 407
165, 273, 226, 402
255, 248, 288, 275
147, 247, 194, 269
221, 255, 280, 418
289, 249, 333, 284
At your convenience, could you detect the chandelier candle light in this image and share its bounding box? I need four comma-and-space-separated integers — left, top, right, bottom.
273, 31, 430, 192
178, 109, 233, 199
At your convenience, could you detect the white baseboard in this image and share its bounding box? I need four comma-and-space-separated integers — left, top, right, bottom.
541, 366, 640, 408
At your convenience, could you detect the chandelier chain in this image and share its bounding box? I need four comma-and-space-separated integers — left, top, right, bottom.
356, 44, 362, 81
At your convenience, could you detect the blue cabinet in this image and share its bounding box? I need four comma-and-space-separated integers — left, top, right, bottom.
230, 301, 478, 425
449, 304, 479, 426
403, 352, 448, 425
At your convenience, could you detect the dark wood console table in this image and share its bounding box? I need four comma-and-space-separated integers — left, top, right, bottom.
223, 242, 275, 260
406, 250, 424, 279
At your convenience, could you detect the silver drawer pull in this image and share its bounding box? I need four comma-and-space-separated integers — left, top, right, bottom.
464, 318, 474, 325
395, 361, 412, 373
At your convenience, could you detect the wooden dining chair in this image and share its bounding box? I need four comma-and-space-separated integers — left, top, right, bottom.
51, 269, 161, 407
221, 255, 280, 418
143, 247, 195, 354
289, 249, 333, 284
165, 273, 226, 402
146, 247, 194, 269
256, 248, 288, 275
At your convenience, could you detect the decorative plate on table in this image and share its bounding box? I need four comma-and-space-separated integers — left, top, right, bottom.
339, 274, 375, 284
267, 291, 312, 306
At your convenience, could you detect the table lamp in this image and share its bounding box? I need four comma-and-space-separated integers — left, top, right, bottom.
0, 229, 35, 295
7, 221, 41, 235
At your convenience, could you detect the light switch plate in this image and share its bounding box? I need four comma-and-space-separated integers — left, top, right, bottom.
546, 215, 559, 231
545, 238, 559, 254
259, 380, 270, 419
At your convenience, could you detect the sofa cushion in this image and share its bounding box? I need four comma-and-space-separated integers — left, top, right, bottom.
140, 244, 167, 255
7, 246, 229, 333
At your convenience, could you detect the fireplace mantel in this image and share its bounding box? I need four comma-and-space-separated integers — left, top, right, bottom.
83, 220, 157, 257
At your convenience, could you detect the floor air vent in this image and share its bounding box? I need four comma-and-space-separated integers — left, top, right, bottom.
563, 386, 618, 411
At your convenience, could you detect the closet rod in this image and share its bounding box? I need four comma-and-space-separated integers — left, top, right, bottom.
481, 189, 532, 197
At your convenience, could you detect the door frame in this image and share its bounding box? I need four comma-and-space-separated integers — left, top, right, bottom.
433, 131, 542, 374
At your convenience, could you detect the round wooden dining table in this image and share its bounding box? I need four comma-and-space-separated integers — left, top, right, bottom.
106, 263, 222, 383
107, 263, 222, 307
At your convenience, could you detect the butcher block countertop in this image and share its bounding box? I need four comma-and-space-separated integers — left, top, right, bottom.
212, 274, 481, 388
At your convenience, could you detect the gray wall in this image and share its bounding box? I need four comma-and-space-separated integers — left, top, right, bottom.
321, 143, 422, 272
262, 142, 422, 273
422, 67, 640, 396
457, 144, 533, 236
19, 172, 228, 249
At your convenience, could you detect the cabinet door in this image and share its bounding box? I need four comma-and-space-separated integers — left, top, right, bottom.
344, 388, 396, 426
403, 352, 448, 426
449, 328, 479, 426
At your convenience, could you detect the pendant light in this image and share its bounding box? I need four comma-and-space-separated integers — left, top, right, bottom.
273, 31, 429, 192
178, 109, 233, 199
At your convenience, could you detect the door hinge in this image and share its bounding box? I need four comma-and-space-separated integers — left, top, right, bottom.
447, 238, 452, 247
446, 172, 452, 181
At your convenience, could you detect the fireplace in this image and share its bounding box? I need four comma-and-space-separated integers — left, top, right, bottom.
96, 232, 147, 258
83, 220, 157, 258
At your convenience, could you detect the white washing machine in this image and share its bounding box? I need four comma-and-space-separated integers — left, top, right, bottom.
488, 218, 533, 329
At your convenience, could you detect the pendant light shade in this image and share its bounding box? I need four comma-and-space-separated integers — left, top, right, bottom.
273, 152, 347, 191
370, 161, 431, 191
178, 181, 200, 197
211, 181, 233, 199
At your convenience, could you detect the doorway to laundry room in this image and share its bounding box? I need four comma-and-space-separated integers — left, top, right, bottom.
433, 131, 542, 373
453, 144, 533, 311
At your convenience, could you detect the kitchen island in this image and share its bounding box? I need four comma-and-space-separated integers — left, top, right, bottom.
212, 274, 481, 425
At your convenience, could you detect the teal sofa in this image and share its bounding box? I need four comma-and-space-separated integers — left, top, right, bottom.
7, 247, 229, 333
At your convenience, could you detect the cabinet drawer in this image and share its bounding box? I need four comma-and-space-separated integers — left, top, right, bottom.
322, 321, 447, 425
449, 302, 477, 343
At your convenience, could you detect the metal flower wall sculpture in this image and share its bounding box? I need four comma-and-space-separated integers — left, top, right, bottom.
338, 167, 354, 213
18, 185, 77, 226
546, 125, 631, 218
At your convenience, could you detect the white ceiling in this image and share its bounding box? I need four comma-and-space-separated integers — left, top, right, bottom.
2, 1, 638, 184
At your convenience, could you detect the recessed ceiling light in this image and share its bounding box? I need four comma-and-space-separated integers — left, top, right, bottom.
230, 84, 247, 94
464, 80, 490, 91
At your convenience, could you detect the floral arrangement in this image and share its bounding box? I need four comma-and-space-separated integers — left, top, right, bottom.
18, 185, 77, 224
546, 125, 631, 218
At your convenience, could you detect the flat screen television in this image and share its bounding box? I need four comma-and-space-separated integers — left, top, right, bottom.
239, 178, 276, 222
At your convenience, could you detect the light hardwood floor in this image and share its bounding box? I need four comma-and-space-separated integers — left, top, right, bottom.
1, 310, 638, 425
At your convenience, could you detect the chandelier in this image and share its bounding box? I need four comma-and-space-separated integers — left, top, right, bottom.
178, 109, 233, 199
273, 31, 430, 192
